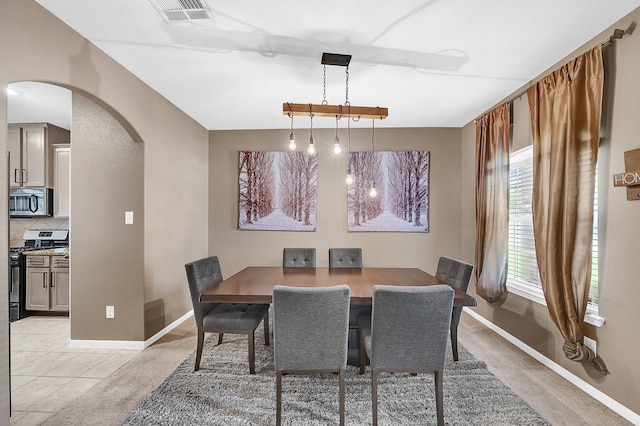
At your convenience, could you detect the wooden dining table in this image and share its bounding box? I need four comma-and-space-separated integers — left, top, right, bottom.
199, 266, 477, 307
200, 266, 476, 366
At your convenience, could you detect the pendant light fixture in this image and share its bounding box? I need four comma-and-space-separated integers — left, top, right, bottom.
283, 52, 388, 153
369, 181, 377, 198
333, 115, 341, 154
287, 103, 296, 150
345, 103, 354, 185
369, 117, 377, 198
307, 104, 316, 155
345, 168, 354, 185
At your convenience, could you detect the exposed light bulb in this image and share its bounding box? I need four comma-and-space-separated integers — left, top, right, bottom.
288, 132, 296, 150
333, 137, 341, 154
307, 137, 316, 155
346, 173, 354, 185
369, 182, 377, 198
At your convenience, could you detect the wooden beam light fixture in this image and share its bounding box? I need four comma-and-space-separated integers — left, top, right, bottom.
283, 103, 388, 120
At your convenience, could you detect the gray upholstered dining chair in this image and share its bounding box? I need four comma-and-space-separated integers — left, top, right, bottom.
328, 247, 366, 365
436, 256, 474, 361
358, 285, 454, 426
185, 256, 270, 374
328, 248, 363, 268
273, 284, 351, 426
282, 247, 316, 267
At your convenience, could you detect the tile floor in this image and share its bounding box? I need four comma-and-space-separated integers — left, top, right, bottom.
8, 315, 141, 425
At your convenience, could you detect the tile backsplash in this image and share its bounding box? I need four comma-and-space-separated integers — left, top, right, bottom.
10, 217, 70, 247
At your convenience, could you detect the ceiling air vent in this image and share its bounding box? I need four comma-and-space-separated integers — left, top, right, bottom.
150, 0, 212, 21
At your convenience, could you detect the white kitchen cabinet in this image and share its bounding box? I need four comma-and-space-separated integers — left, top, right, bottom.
7, 126, 22, 187
8, 123, 70, 188
25, 255, 50, 310
51, 257, 70, 311
53, 146, 71, 217
25, 255, 69, 312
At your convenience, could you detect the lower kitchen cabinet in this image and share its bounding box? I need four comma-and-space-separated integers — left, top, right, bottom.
25, 255, 69, 312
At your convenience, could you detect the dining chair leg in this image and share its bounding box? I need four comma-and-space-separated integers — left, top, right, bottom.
263, 312, 270, 346
451, 326, 459, 361
217, 333, 224, 345
339, 369, 345, 426
276, 371, 283, 426
435, 370, 444, 426
372, 369, 378, 426
248, 330, 256, 374
359, 332, 366, 375
194, 328, 204, 371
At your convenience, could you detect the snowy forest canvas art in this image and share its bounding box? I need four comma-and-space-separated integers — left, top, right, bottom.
348, 151, 429, 232
238, 151, 318, 231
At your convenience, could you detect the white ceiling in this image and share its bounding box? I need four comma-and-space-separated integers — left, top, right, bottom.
8, 82, 71, 130
10, 1, 640, 130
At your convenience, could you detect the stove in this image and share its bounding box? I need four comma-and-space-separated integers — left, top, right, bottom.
23, 229, 69, 249
10, 246, 27, 261
9, 229, 69, 321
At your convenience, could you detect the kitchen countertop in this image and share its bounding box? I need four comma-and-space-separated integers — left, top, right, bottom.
21, 247, 69, 256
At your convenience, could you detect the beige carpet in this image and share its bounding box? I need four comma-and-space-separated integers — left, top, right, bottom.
41, 314, 631, 426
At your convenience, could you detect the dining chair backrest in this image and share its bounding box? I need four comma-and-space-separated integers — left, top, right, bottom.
273, 284, 350, 371
329, 248, 363, 268
185, 256, 223, 327
282, 248, 316, 267
435, 256, 473, 324
369, 284, 454, 371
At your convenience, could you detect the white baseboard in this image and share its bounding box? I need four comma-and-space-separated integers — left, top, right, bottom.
69, 310, 193, 351
464, 308, 640, 425
68, 338, 145, 350
143, 310, 193, 348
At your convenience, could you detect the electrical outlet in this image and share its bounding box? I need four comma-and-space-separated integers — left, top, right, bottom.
106, 305, 115, 319
584, 336, 596, 356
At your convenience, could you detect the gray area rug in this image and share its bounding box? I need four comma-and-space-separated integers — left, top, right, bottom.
122, 330, 549, 426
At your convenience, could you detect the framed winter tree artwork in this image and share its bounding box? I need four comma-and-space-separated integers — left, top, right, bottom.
238, 151, 318, 231
347, 151, 429, 232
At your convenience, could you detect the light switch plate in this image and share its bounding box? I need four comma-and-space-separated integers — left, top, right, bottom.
125, 211, 134, 224
106, 305, 115, 319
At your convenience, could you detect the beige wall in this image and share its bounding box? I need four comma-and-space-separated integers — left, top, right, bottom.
460, 10, 640, 416
70, 93, 145, 340
1, 0, 207, 369
209, 127, 463, 277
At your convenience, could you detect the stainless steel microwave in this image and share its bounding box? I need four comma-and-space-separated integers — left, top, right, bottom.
9, 187, 53, 218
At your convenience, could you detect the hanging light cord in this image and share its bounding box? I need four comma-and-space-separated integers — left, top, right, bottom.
371, 118, 375, 152
372, 106, 383, 151
309, 103, 314, 139
347, 104, 351, 151
288, 102, 294, 133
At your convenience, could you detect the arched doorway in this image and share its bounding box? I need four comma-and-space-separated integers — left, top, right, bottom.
6, 80, 146, 419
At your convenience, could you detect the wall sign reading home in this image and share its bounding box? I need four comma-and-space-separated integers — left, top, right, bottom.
347, 151, 430, 232
238, 151, 318, 231
612, 148, 640, 201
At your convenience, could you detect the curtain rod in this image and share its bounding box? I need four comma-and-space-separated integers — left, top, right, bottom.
474, 28, 625, 124
602, 28, 625, 46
